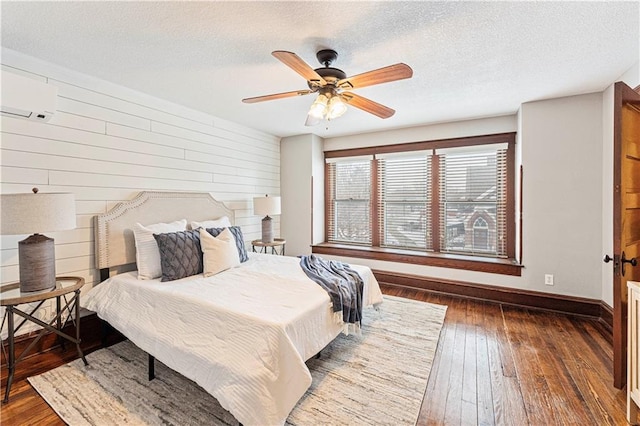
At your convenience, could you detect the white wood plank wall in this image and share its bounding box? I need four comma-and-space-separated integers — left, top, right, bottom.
0, 49, 281, 338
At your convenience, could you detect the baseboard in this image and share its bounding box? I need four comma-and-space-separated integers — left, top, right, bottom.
600, 301, 613, 330
374, 269, 604, 319
0, 310, 123, 368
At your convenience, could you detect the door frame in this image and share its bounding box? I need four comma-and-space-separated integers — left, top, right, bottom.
613, 81, 640, 389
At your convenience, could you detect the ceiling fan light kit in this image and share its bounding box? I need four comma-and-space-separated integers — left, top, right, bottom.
327, 95, 347, 119
309, 93, 329, 119
308, 90, 348, 121
242, 49, 413, 126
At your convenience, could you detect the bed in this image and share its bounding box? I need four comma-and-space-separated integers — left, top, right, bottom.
83, 191, 383, 426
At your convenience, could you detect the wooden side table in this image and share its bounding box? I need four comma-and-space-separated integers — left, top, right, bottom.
251, 238, 286, 255
0, 276, 88, 403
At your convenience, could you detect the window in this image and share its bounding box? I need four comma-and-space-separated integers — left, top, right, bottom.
438, 144, 508, 257
326, 157, 372, 245
378, 152, 431, 250
320, 133, 517, 272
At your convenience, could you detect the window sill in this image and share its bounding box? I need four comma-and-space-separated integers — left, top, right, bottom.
311, 243, 523, 276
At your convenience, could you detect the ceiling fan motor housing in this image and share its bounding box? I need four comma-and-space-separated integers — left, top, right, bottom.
312, 49, 347, 85
315, 67, 347, 81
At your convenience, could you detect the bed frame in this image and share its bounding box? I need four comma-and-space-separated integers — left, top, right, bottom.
94, 191, 236, 380
89, 191, 374, 425
94, 191, 234, 282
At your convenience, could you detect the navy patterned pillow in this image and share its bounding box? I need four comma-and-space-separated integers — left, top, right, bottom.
153, 229, 203, 282
206, 226, 248, 263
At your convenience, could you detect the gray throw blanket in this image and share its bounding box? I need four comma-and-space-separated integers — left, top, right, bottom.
299, 254, 364, 326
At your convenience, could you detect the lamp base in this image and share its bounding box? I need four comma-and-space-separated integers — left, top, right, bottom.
261, 215, 274, 243
19, 234, 56, 293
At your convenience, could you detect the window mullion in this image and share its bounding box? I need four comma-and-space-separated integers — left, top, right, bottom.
431, 154, 441, 252
371, 159, 380, 247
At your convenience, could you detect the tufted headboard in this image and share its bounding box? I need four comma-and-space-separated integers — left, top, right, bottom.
94, 191, 234, 277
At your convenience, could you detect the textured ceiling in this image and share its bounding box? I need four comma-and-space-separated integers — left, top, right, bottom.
2, 1, 638, 138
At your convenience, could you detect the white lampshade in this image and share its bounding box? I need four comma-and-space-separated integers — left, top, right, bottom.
1, 189, 76, 292
1, 191, 76, 235
253, 195, 281, 216
327, 96, 347, 119
308, 94, 329, 119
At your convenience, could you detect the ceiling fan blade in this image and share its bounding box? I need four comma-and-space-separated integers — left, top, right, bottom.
338, 63, 413, 90
341, 92, 395, 119
272, 51, 326, 85
242, 89, 312, 104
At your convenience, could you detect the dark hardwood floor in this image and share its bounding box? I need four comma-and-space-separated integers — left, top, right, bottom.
0, 285, 631, 425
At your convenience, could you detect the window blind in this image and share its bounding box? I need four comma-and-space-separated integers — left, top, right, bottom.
327, 159, 372, 245
324, 134, 515, 263
439, 146, 508, 257
378, 154, 431, 250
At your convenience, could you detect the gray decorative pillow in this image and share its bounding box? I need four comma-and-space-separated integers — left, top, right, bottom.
153, 229, 203, 282
206, 226, 248, 263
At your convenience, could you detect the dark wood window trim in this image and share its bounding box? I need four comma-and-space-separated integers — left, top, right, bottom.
324, 132, 516, 159
370, 159, 380, 247
312, 242, 523, 276
322, 132, 519, 275
430, 154, 441, 252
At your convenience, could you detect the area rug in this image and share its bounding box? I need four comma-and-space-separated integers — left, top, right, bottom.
28, 295, 447, 426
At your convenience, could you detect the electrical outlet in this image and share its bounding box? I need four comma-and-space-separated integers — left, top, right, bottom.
545, 274, 554, 286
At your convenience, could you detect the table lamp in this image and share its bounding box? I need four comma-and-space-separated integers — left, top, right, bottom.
1, 188, 76, 292
253, 194, 281, 243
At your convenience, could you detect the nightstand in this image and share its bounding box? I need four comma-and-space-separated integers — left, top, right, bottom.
251, 238, 286, 255
0, 276, 88, 403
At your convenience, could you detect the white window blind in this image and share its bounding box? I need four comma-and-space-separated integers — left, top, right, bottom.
439, 146, 508, 256
324, 136, 514, 262
378, 154, 432, 250
327, 159, 372, 245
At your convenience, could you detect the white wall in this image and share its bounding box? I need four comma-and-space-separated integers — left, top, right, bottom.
281, 134, 313, 255
519, 92, 603, 299
324, 114, 517, 151
316, 95, 607, 300
311, 134, 325, 245
602, 85, 615, 306
617, 61, 640, 88
280, 133, 324, 255
1, 48, 280, 337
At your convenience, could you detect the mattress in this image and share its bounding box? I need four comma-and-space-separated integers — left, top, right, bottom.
83, 253, 383, 425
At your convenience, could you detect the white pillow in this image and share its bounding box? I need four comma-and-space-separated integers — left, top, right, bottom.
133, 219, 187, 280
200, 227, 240, 277
190, 216, 231, 230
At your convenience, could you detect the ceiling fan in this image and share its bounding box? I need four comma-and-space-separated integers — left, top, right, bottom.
242, 49, 413, 126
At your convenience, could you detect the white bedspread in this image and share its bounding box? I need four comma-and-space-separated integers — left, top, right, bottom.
83, 253, 383, 425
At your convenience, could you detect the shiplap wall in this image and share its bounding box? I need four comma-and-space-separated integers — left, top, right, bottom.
0, 49, 281, 337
